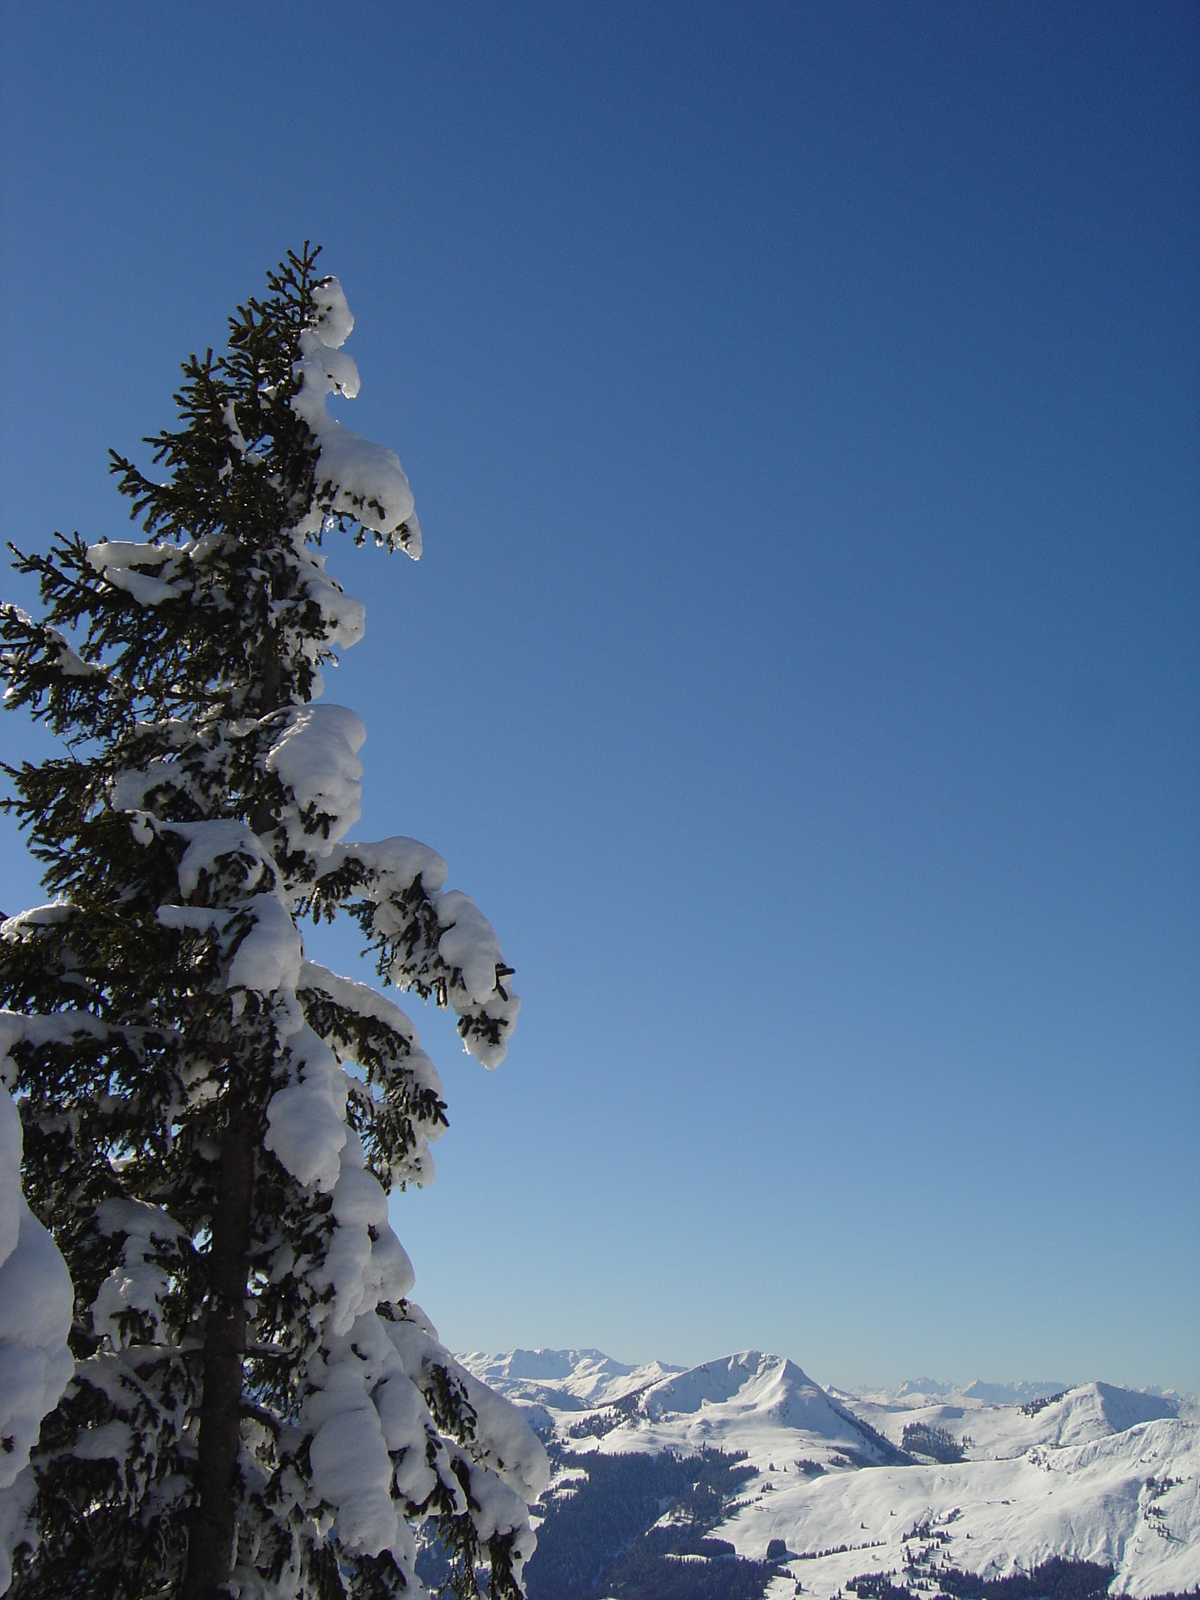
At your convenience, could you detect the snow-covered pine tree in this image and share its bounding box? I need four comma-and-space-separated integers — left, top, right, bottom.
0, 246, 547, 1599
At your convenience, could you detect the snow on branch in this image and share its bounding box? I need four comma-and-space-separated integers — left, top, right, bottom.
384, 1309, 550, 1512
263, 1020, 350, 1193
298, 959, 444, 1106
0, 1007, 111, 1090
0, 1087, 73, 1593
265, 703, 366, 857
316, 838, 520, 1068
91, 1198, 186, 1351
293, 278, 421, 555
85, 541, 188, 607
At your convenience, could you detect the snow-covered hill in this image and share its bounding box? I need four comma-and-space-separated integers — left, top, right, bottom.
458, 1349, 1200, 1597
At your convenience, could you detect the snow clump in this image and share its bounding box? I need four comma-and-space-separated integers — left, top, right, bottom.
292, 277, 422, 555
0, 1021, 74, 1594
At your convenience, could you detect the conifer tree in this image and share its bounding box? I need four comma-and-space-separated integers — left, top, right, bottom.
0, 247, 547, 1599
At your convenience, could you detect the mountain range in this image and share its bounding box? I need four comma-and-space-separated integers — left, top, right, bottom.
456, 1348, 1200, 1598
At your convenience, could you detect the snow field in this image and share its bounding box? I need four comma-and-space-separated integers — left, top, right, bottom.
720, 1420, 1199, 1598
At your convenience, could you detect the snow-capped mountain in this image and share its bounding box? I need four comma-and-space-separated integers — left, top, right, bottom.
458, 1348, 1200, 1598
457, 1347, 683, 1411
852, 1377, 1073, 1407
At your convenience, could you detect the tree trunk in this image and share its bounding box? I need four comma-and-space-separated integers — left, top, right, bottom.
182, 1111, 253, 1598
182, 630, 281, 1598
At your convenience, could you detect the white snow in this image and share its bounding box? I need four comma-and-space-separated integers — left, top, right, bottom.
323, 837, 520, 1068
85, 540, 186, 606
263, 1026, 349, 1193
312, 276, 355, 348
306, 1355, 399, 1556
721, 1417, 1200, 1599
222, 398, 252, 458
226, 896, 303, 995
299, 959, 421, 1042
265, 703, 366, 856
311, 1130, 416, 1335
325, 835, 448, 897
295, 1289, 547, 1570
0, 1086, 74, 1595
0, 905, 74, 936
68, 1420, 132, 1462
305, 1316, 460, 1563
155, 903, 231, 936
158, 896, 304, 997
291, 277, 420, 555
0, 1091, 18, 1269
292, 543, 366, 650
91, 1198, 184, 1350
640, 1353, 869, 1444
847, 1381, 1186, 1459
166, 819, 276, 899
388, 1317, 550, 1508
296, 960, 445, 1165
45, 625, 101, 678
433, 891, 508, 1006
0, 1008, 107, 1086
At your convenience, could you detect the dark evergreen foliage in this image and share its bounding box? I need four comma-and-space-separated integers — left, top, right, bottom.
900, 1423, 967, 1464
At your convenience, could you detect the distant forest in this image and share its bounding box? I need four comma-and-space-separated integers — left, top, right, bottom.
900, 1422, 969, 1463
848, 1557, 1198, 1600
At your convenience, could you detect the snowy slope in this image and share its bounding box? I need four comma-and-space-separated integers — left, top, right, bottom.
459, 1350, 1200, 1597
727, 1417, 1199, 1600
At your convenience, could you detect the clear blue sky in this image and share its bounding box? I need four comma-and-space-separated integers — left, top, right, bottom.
2, 3, 1196, 1392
